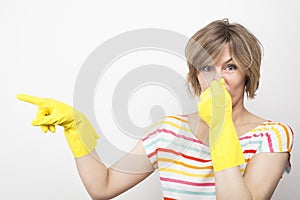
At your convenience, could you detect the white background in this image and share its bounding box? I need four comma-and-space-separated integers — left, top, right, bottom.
1, 0, 300, 199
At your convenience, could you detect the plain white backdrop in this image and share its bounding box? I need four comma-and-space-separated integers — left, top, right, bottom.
1, 0, 299, 199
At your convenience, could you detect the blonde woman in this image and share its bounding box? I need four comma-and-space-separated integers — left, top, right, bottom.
18, 19, 294, 200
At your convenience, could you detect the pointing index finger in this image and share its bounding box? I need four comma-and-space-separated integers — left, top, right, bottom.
16, 94, 44, 106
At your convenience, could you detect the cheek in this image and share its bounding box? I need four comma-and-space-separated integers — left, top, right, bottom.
197, 73, 208, 91
224, 75, 246, 97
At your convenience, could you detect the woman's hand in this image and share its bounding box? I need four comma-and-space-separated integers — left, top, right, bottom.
197, 79, 245, 172
17, 94, 99, 158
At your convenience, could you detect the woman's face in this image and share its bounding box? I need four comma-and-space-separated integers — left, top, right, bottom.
197, 44, 246, 107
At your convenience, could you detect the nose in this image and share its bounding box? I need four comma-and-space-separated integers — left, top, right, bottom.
214, 67, 223, 80
198, 66, 225, 90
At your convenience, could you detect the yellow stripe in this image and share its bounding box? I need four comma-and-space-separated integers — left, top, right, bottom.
271, 127, 283, 152
145, 121, 163, 131
164, 121, 191, 132
250, 127, 271, 133
158, 158, 213, 170
278, 122, 292, 152
250, 122, 278, 132
165, 115, 188, 123
159, 168, 214, 178
145, 120, 191, 133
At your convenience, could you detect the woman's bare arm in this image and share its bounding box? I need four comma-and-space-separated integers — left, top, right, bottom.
214, 152, 289, 200
75, 140, 155, 200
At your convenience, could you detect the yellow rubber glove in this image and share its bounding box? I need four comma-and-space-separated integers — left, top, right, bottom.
17, 94, 99, 158
197, 79, 245, 172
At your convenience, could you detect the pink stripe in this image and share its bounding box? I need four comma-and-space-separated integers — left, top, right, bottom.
142, 129, 160, 141
266, 132, 274, 152
148, 148, 211, 162
239, 133, 264, 141
160, 177, 215, 187
143, 128, 206, 145
162, 128, 205, 145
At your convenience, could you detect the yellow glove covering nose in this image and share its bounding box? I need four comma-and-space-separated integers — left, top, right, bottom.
197, 79, 245, 172
17, 94, 99, 158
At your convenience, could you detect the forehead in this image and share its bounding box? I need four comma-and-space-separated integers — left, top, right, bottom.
214, 44, 233, 64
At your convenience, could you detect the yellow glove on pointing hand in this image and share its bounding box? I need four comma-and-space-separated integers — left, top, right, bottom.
198, 79, 245, 172
17, 94, 99, 158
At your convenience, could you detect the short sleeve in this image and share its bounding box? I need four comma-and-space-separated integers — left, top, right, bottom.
260, 122, 294, 173
141, 119, 166, 169
260, 122, 294, 153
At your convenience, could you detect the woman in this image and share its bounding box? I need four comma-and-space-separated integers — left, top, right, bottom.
17, 19, 294, 199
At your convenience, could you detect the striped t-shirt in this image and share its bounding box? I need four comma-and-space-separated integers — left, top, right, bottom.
142, 115, 294, 200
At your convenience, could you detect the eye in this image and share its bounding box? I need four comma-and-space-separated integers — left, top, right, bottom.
200, 65, 214, 72
225, 64, 237, 71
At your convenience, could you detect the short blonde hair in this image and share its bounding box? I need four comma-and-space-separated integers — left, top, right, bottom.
185, 19, 263, 98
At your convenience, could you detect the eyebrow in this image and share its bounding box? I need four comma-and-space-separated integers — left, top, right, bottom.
224, 57, 233, 63
202, 57, 233, 68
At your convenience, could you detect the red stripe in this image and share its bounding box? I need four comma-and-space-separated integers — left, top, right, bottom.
164, 198, 176, 200
148, 148, 211, 162
287, 125, 294, 152
243, 149, 257, 154
148, 150, 157, 159
288, 125, 294, 136
160, 177, 215, 187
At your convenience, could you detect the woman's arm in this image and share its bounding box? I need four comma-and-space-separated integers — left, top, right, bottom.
75, 140, 155, 200
16, 95, 155, 199
214, 152, 289, 200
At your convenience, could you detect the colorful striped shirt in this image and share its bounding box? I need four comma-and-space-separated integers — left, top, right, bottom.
142, 115, 294, 200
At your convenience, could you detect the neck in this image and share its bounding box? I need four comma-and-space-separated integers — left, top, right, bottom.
231, 96, 248, 124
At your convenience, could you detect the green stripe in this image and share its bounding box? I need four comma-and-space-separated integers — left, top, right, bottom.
163, 187, 216, 196
241, 140, 262, 152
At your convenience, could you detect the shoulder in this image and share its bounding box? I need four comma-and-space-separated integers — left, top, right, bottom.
259, 122, 293, 141
142, 114, 190, 138
252, 121, 294, 153
145, 114, 190, 131
141, 114, 192, 161
243, 121, 294, 175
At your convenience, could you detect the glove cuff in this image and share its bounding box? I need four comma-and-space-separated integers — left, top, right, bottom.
64, 113, 99, 158
64, 128, 98, 158
209, 120, 245, 172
